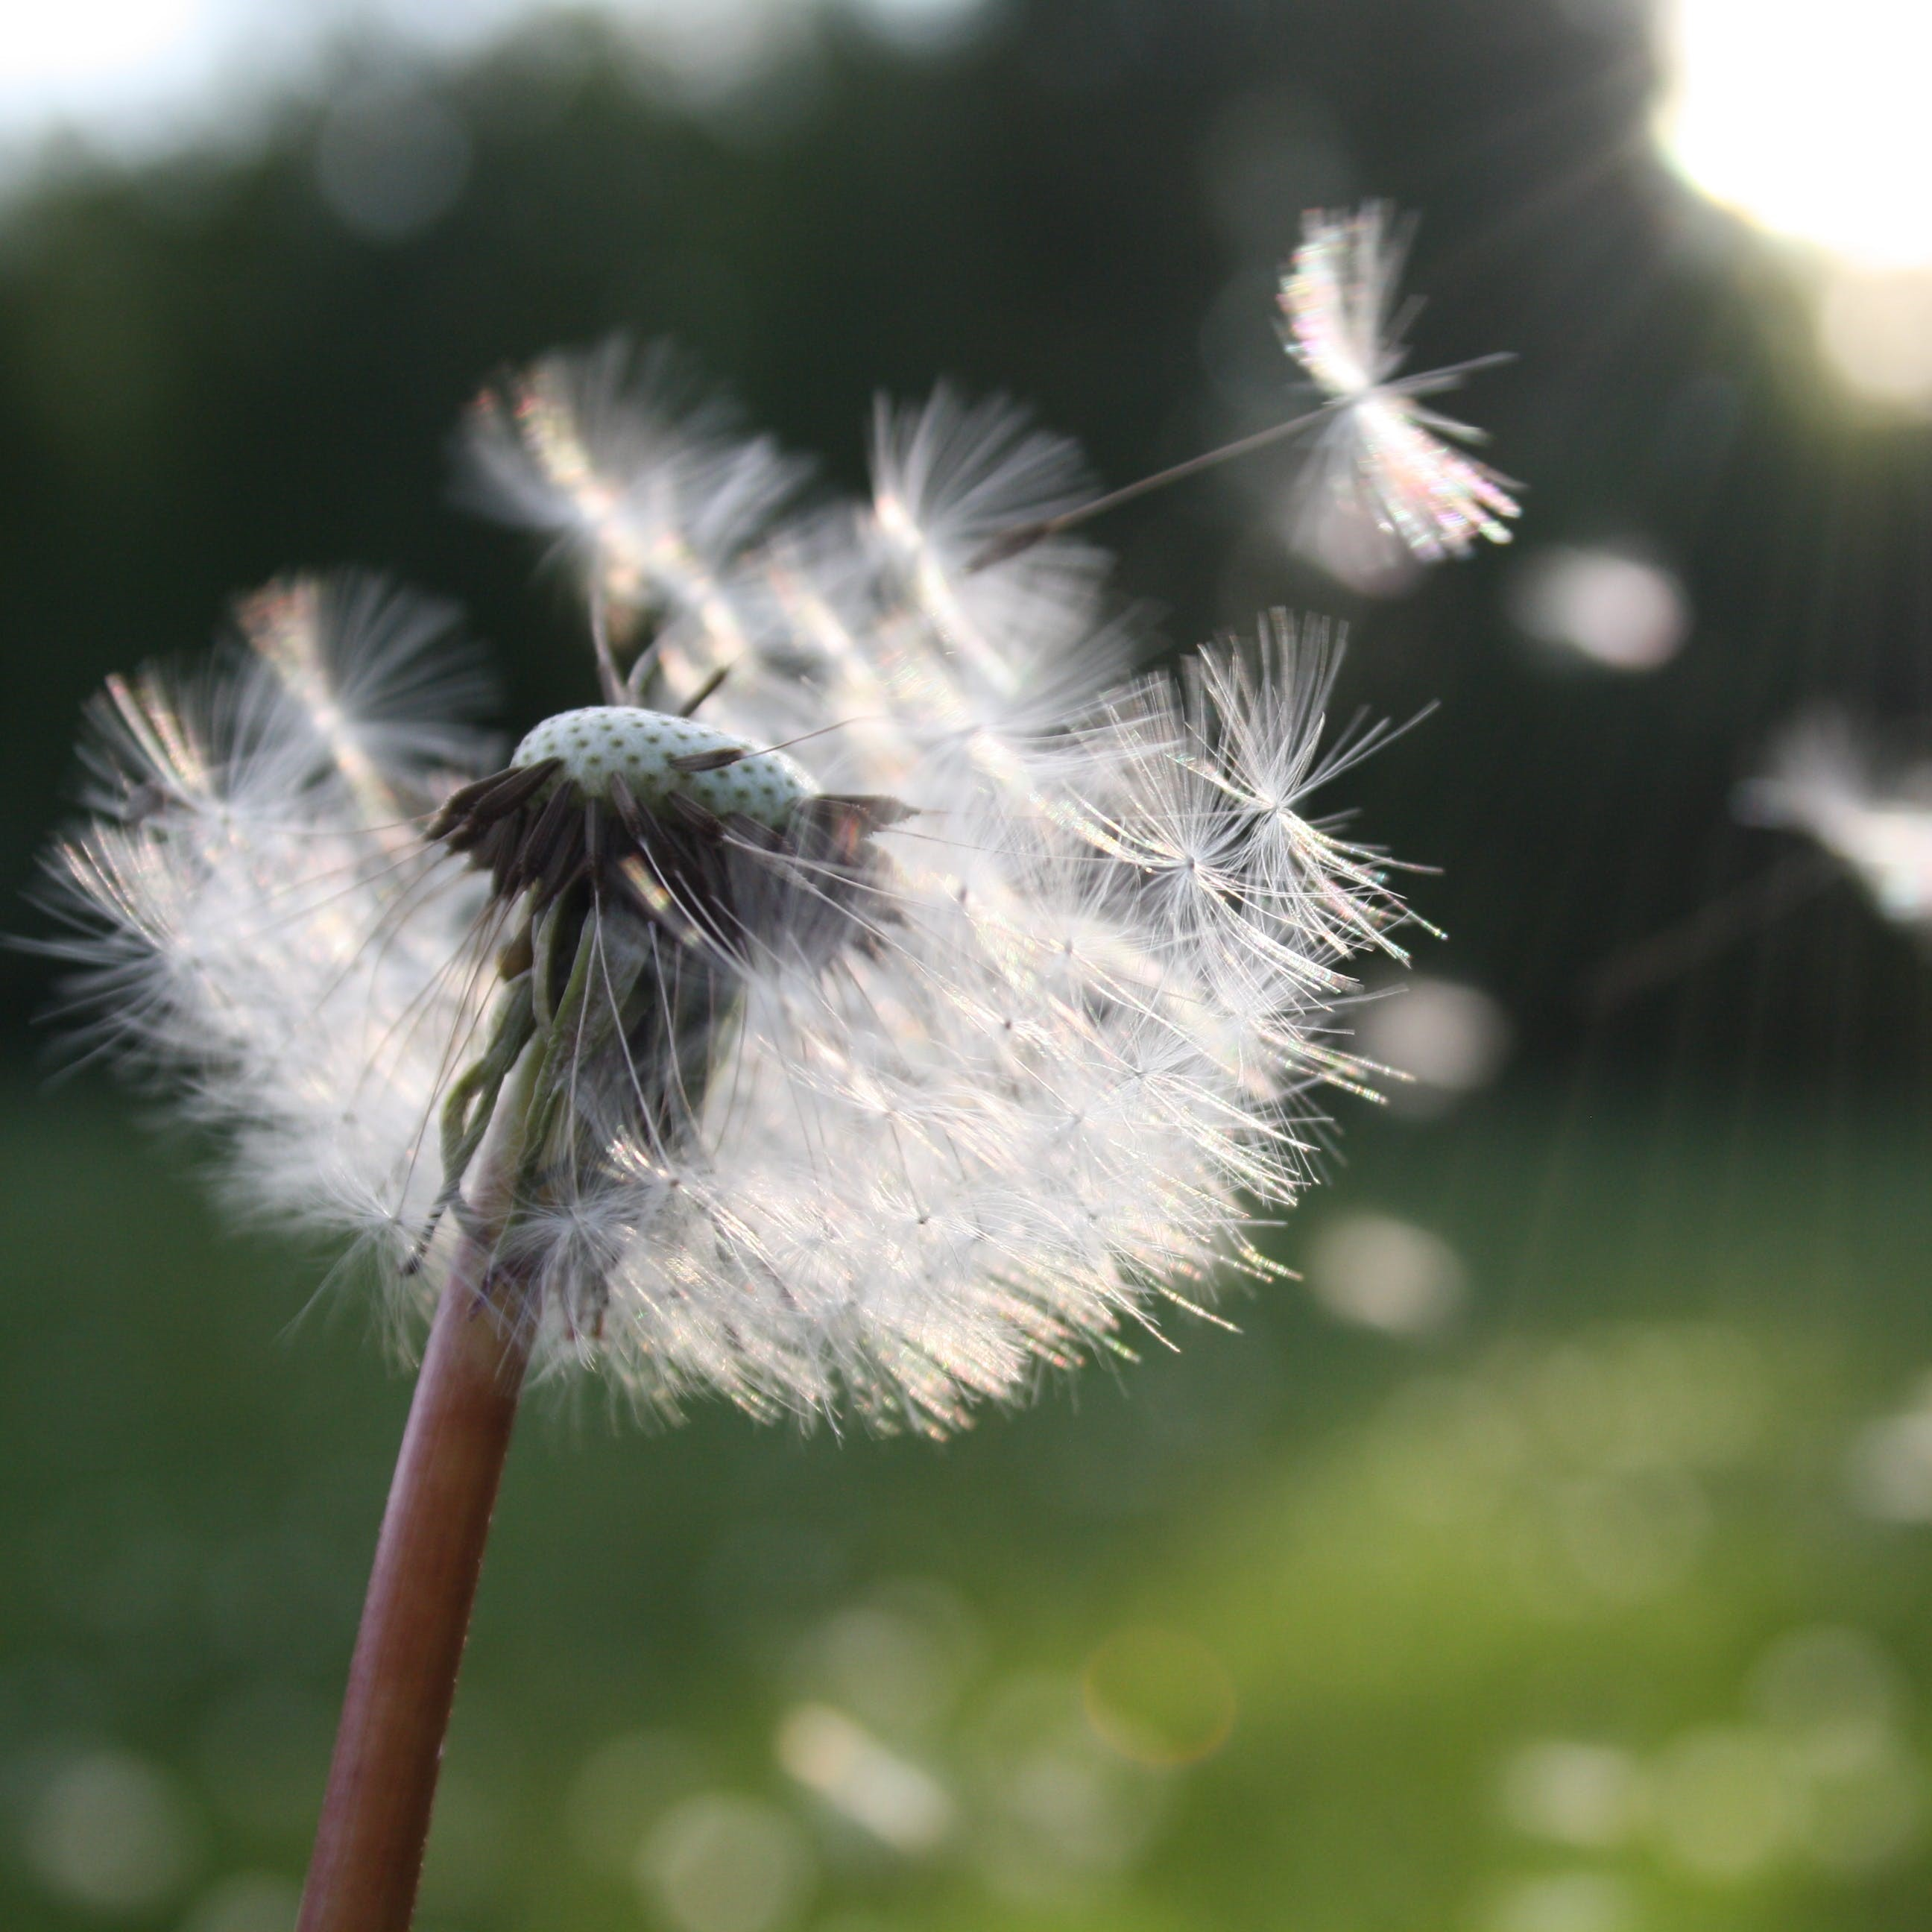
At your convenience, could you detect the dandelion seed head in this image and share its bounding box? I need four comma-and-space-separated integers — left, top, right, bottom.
44, 344, 1424, 1434
1280, 203, 1521, 569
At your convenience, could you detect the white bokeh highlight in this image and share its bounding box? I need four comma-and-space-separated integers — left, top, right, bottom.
1509, 544, 1690, 672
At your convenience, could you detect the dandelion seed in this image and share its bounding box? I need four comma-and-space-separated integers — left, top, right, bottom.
1280, 202, 1521, 567
40, 341, 1426, 1932
1738, 713, 1932, 929
461, 338, 806, 699
965, 204, 1519, 580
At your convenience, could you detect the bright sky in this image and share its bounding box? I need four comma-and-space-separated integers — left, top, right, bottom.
0, 0, 980, 169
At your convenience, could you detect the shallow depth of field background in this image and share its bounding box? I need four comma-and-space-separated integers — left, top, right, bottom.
3, 3, 1931, 1931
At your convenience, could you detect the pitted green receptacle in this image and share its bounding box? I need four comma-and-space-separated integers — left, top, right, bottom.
511, 706, 813, 831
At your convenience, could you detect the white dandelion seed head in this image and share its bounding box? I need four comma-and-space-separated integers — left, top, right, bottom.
1740, 713, 1932, 928
1280, 202, 1521, 570
45, 352, 1426, 1436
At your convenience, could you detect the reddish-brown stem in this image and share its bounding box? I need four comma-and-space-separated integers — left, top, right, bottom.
297, 1239, 532, 1932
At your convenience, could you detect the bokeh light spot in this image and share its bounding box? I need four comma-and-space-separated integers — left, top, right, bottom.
1487, 1870, 1632, 1932
1305, 1211, 1466, 1338
569, 1729, 706, 1875
1500, 1740, 1646, 1849
315, 85, 471, 242
774, 1704, 954, 1853
1848, 1379, 1932, 1521
1082, 1627, 1236, 1767
1508, 545, 1690, 671
1354, 976, 1511, 1114
791, 1581, 978, 1737
1750, 1626, 1901, 1767
965, 1672, 1170, 1900
638, 1792, 815, 1932
1651, 1726, 1799, 1880
25, 1747, 201, 1913
1818, 265, 1932, 405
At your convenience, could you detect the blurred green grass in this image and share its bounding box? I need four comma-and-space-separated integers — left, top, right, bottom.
4, 1079, 1931, 1932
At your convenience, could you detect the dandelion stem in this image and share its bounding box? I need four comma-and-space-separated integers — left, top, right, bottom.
297, 1225, 531, 1932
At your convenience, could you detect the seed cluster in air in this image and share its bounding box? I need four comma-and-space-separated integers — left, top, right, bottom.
511, 706, 813, 831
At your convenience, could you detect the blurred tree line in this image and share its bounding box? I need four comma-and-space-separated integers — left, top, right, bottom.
1, 0, 1927, 1082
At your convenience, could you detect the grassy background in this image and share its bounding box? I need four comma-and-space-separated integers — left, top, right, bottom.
6, 1076, 1931, 1932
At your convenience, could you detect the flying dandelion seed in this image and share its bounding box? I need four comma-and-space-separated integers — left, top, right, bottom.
38, 340, 1426, 1932
1279, 203, 1521, 571
964, 204, 1517, 578
1737, 713, 1932, 930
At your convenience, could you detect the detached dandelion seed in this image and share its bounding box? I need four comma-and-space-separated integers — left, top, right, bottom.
965, 203, 1519, 576
1739, 713, 1932, 930
1280, 203, 1521, 567
40, 339, 1429, 1931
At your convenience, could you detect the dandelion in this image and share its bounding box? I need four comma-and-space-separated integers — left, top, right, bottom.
1738, 713, 1932, 929
1279, 202, 1521, 567
42, 344, 1419, 1931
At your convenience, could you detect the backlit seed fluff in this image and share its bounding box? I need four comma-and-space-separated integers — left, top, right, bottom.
1738, 713, 1932, 929
42, 344, 1418, 1435
1281, 202, 1521, 566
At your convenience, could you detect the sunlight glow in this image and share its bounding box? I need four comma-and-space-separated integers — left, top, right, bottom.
1658, 0, 1932, 402
1657, 0, 1932, 271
